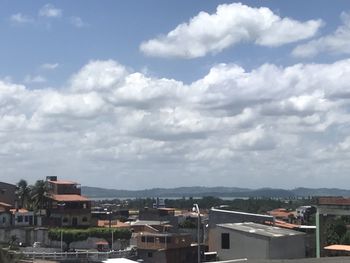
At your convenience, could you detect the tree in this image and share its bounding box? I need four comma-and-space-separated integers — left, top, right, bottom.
15, 180, 31, 209
31, 180, 47, 211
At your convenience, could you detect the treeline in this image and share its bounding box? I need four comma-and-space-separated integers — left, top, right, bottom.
95, 196, 314, 214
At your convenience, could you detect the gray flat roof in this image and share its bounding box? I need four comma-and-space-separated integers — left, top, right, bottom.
217, 222, 305, 238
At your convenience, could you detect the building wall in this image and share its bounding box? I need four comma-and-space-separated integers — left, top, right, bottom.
210, 226, 269, 260
210, 226, 306, 260
51, 212, 91, 227
209, 209, 274, 228
0, 182, 16, 206
0, 213, 11, 227
138, 246, 198, 263
269, 235, 305, 259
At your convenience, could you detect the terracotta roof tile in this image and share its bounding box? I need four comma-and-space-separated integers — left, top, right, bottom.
48, 194, 89, 202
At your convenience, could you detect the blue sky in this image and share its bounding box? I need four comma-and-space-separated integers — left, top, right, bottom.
2, 1, 350, 189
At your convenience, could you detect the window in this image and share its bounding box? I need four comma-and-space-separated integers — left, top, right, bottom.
25, 216, 29, 222
2, 217, 5, 223
82, 217, 88, 222
17, 216, 23, 223
63, 218, 68, 223
221, 233, 230, 249
141, 236, 146, 242
146, 236, 155, 243
147, 252, 153, 258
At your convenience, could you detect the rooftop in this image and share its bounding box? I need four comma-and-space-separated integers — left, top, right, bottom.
317, 197, 350, 206
48, 194, 89, 202
324, 244, 350, 252
217, 222, 305, 238
211, 208, 274, 220
48, 180, 79, 185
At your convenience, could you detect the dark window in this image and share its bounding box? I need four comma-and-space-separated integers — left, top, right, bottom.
2, 217, 5, 223
166, 236, 172, 243
221, 233, 230, 249
82, 217, 88, 222
63, 218, 68, 223
146, 236, 155, 243
148, 252, 153, 257
141, 236, 145, 242
159, 237, 165, 243
25, 216, 28, 222
17, 216, 23, 223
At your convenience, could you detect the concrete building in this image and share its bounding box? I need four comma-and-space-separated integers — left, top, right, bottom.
0, 182, 16, 207
209, 222, 306, 260
134, 232, 199, 263
10, 208, 34, 226
45, 177, 91, 227
0, 202, 12, 227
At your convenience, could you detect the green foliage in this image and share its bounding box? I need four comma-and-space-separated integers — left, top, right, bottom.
48, 228, 132, 245
179, 219, 196, 229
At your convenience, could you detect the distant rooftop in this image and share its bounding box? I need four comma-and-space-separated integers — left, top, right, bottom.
211, 208, 274, 220
48, 180, 79, 185
217, 222, 305, 238
48, 194, 89, 202
318, 197, 350, 206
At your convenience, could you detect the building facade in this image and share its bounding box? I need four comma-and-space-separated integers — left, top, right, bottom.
45, 177, 91, 227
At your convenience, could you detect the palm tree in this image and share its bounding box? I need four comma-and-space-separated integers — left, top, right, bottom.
15, 180, 31, 209
31, 180, 47, 211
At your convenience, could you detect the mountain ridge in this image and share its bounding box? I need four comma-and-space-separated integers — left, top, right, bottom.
82, 186, 350, 198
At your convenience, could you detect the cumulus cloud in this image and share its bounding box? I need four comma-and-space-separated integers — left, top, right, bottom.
38, 4, 62, 18
2, 58, 350, 188
40, 63, 59, 70
293, 12, 350, 58
24, 75, 46, 84
10, 13, 33, 24
70, 16, 86, 28
140, 3, 322, 58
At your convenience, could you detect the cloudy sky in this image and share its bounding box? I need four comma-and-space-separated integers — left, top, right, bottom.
1, 1, 350, 189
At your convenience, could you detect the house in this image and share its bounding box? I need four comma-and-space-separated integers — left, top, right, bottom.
45, 177, 91, 227
0, 202, 12, 227
0, 182, 16, 207
10, 208, 34, 226
267, 208, 296, 223
209, 222, 306, 260
134, 232, 199, 263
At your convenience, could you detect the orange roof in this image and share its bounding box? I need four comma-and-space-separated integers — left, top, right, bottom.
49, 194, 89, 202
0, 202, 12, 208
10, 208, 29, 214
318, 197, 350, 206
95, 241, 109, 245
324, 245, 350, 251
48, 180, 78, 185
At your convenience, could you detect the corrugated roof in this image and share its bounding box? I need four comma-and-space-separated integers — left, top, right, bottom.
324, 244, 350, 251
217, 222, 305, 238
48, 194, 89, 202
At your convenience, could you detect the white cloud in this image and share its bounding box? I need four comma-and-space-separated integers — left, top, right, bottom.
70, 16, 86, 28
38, 4, 62, 18
2, 58, 350, 188
293, 12, 350, 58
10, 13, 33, 24
40, 63, 59, 70
140, 3, 322, 58
24, 75, 46, 84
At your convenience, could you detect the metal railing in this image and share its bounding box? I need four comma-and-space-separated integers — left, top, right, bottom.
11, 249, 136, 261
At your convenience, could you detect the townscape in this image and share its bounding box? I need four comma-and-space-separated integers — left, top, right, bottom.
1, 177, 350, 262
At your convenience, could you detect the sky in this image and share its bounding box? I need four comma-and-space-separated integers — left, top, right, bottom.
1, 1, 350, 190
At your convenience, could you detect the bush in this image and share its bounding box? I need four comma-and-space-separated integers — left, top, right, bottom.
49, 228, 132, 246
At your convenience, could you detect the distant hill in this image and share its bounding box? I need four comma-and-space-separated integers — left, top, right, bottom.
82, 186, 350, 199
